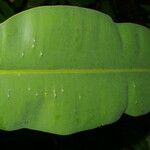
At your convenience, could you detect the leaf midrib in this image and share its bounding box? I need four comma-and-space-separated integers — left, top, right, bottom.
0, 69, 150, 74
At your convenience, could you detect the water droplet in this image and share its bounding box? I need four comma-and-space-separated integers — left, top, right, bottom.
53, 89, 57, 98
32, 44, 35, 48
33, 39, 36, 42
21, 52, 24, 57
39, 51, 43, 57
54, 94, 57, 98
44, 91, 48, 96
7, 94, 10, 98
28, 87, 31, 91
61, 88, 64, 93
7, 89, 10, 98
79, 95, 81, 99
132, 81, 136, 88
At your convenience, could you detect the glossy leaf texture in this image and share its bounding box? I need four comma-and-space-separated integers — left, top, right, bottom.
0, 6, 150, 135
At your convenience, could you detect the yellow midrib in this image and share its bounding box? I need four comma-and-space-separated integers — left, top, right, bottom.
0, 69, 150, 74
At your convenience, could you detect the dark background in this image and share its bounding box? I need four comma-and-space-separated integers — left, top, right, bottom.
0, 0, 150, 149
0, 114, 150, 150
0, 0, 150, 27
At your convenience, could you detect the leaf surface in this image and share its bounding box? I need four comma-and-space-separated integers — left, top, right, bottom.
0, 6, 150, 135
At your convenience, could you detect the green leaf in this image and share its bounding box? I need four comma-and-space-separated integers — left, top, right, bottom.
0, 6, 150, 135
117, 23, 150, 116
